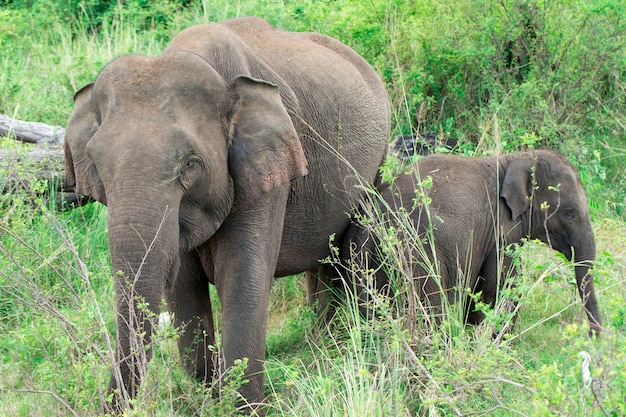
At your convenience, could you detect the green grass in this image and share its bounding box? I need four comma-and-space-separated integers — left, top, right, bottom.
1, 0, 625, 416
1, 193, 625, 416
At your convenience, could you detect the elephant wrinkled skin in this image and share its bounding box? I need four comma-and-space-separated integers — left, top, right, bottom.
64, 17, 390, 413
330, 150, 601, 334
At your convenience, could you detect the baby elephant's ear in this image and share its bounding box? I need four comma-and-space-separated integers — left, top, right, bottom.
501, 157, 535, 220
228, 75, 308, 208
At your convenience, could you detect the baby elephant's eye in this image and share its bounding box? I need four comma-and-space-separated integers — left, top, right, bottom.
560, 209, 577, 221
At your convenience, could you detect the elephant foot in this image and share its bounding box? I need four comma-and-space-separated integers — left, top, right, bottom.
100, 391, 130, 417
589, 322, 603, 338
237, 402, 268, 417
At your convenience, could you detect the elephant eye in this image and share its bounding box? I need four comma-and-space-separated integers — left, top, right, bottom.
181, 155, 203, 172
560, 208, 577, 221
178, 155, 204, 188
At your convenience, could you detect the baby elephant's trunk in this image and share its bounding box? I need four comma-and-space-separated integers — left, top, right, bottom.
574, 241, 602, 333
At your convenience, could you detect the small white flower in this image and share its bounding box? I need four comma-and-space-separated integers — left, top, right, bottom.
158, 311, 172, 333
579, 351, 592, 389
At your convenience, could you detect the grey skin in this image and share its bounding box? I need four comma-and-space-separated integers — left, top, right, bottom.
324, 150, 601, 334
64, 17, 390, 413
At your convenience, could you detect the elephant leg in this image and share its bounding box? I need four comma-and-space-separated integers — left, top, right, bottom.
468, 251, 517, 329
420, 271, 448, 325
339, 233, 387, 320
165, 250, 215, 382
305, 264, 341, 321
211, 184, 290, 411
497, 254, 520, 336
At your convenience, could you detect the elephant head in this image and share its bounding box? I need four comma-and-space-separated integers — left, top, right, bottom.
501, 150, 601, 333
64, 52, 308, 404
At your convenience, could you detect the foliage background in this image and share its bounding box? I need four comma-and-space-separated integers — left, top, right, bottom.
2, 0, 625, 213
0, 0, 625, 416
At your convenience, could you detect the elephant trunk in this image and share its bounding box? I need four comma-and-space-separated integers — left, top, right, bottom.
105, 198, 180, 408
574, 238, 602, 334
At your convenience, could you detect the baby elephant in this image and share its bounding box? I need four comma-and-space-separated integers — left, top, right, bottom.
332, 150, 602, 333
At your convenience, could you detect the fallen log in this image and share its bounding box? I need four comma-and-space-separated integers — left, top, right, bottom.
1, 115, 91, 210
0, 114, 65, 145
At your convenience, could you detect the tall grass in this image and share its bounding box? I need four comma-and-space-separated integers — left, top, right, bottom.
1, 0, 625, 416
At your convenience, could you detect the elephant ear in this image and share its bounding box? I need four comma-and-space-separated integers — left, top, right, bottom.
501, 156, 535, 220
64, 83, 107, 205
228, 75, 308, 208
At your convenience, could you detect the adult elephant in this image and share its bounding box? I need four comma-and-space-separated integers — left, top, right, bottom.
332, 150, 601, 335
64, 17, 390, 412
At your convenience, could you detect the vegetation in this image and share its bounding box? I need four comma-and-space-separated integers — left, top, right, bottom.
1, 0, 624, 415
